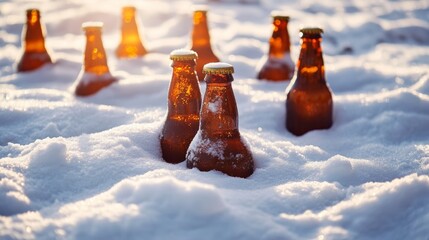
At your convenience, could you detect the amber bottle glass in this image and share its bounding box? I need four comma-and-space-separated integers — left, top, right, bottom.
160, 49, 202, 164
17, 9, 53, 72
257, 14, 294, 81
286, 28, 333, 136
74, 22, 116, 97
186, 63, 254, 178
190, 10, 220, 81
116, 6, 147, 58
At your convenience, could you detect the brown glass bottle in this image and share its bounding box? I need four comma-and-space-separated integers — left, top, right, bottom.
74, 22, 116, 97
286, 28, 333, 136
116, 6, 147, 58
186, 63, 254, 178
257, 14, 294, 81
160, 49, 202, 164
17, 9, 53, 72
190, 10, 220, 81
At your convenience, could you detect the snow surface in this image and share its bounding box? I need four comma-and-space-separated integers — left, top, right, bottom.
1, 0, 429, 239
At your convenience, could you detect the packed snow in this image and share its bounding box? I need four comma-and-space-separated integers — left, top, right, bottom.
1, 0, 429, 239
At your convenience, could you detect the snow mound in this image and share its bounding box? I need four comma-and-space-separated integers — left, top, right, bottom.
280, 174, 429, 240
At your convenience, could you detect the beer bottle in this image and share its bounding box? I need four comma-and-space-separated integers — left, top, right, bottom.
257, 14, 294, 81
190, 10, 220, 81
160, 49, 201, 164
17, 9, 53, 72
116, 6, 147, 58
186, 63, 254, 178
286, 28, 333, 136
74, 22, 116, 96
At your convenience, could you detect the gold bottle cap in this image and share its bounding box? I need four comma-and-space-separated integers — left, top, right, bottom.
203, 62, 234, 74
170, 49, 198, 61
82, 22, 103, 31
300, 27, 324, 35
271, 11, 289, 21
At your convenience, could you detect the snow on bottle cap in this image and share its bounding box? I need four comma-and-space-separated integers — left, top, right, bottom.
203, 62, 234, 74
170, 49, 198, 61
300, 27, 324, 36
82, 22, 103, 31
271, 11, 289, 21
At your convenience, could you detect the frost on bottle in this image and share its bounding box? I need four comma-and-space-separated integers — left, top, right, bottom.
116, 6, 147, 58
74, 22, 117, 97
186, 63, 254, 178
190, 10, 220, 81
160, 49, 202, 164
257, 14, 294, 81
17, 9, 53, 72
286, 28, 333, 136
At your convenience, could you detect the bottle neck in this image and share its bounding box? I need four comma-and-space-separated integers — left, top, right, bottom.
24, 17, 46, 52
268, 19, 290, 57
120, 12, 140, 43
191, 13, 212, 49
84, 31, 110, 74
200, 74, 239, 138
296, 37, 325, 84
167, 60, 201, 117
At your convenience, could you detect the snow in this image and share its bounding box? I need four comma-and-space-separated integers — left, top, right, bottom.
187, 132, 226, 161
1, 0, 429, 239
81, 21, 103, 29
169, 48, 197, 57
207, 96, 221, 112
204, 62, 234, 70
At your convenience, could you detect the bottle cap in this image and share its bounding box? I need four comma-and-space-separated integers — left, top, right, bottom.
271, 11, 289, 21
26, 8, 40, 14
26, 9, 40, 17
82, 22, 103, 31
170, 49, 198, 61
300, 27, 324, 35
203, 62, 234, 74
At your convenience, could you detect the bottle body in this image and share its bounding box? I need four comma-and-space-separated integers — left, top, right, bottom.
257, 15, 294, 81
161, 114, 200, 164
190, 10, 220, 81
286, 28, 333, 136
286, 84, 333, 136
116, 6, 147, 58
161, 50, 201, 163
17, 9, 52, 72
186, 63, 254, 178
75, 23, 116, 96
